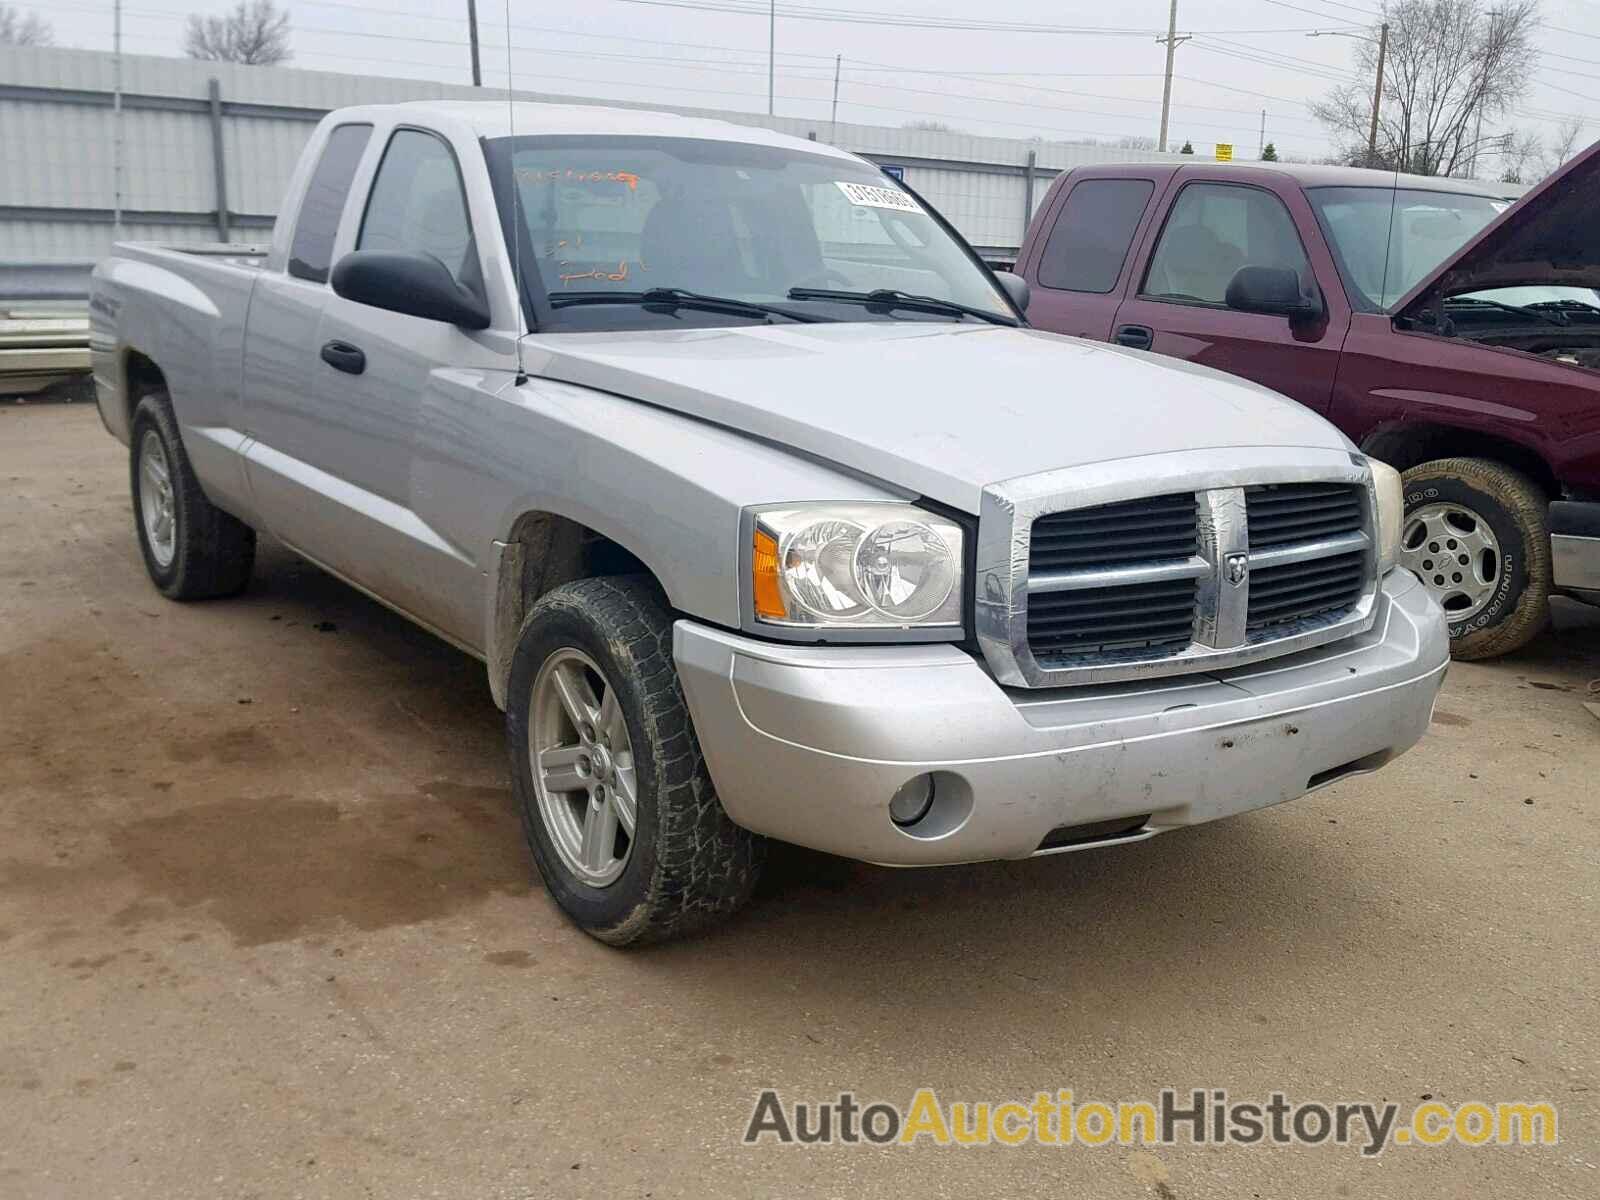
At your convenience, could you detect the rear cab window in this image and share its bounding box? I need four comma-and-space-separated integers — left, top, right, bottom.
288, 123, 373, 283
1036, 178, 1155, 293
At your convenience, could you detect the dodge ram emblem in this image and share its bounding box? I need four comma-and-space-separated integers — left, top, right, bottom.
1226, 553, 1249, 585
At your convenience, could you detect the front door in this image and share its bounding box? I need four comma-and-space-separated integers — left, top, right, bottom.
303, 126, 500, 643
1112, 178, 1350, 413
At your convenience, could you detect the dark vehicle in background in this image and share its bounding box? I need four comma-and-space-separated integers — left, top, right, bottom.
1014, 149, 1600, 659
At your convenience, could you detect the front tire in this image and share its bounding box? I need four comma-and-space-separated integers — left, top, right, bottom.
1399, 457, 1550, 660
129, 390, 255, 600
506, 577, 764, 945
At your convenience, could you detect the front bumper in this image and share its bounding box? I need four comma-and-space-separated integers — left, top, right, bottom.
674, 570, 1449, 866
1551, 501, 1600, 596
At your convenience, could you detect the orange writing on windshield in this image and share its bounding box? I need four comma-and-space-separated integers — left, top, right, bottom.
518, 168, 640, 191
560, 261, 632, 285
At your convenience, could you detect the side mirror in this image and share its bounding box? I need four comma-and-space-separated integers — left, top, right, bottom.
1224, 266, 1323, 323
331, 250, 491, 330
996, 270, 1031, 314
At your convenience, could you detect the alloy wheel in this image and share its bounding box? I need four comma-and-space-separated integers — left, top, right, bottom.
527, 647, 638, 887
1399, 502, 1502, 621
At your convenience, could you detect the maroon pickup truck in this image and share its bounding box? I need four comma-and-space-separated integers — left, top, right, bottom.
1014, 147, 1600, 659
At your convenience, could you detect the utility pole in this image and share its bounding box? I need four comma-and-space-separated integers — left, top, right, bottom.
1367, 21, 1389, 165
466, 0, 482, 87
768, 0, 776, 116
113, 0, 123, 240
1259, 109, 1266, 159
830, 54, 841, 142
1156, 0, 1190, 153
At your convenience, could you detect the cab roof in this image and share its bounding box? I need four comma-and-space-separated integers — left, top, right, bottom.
1072, 159, 1523, 199
351, 99, 861, 161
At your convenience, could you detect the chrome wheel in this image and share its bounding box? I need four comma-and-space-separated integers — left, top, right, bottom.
1400, 502, 1501, 620
138, 429, 177, 568
528, 647, 637, 888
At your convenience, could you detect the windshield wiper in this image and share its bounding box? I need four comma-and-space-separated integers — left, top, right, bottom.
786, 287, 1018, 326
1445, 296, 1568, 327
1527, 299, 1600, 315
547, 288, 822, 323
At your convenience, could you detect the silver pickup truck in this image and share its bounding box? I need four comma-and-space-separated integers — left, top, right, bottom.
91, 101, 1449, 944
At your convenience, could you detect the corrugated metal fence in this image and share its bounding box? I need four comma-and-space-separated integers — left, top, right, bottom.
0, 44, 1186, 295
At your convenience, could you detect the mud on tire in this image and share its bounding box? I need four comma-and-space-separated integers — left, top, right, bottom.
1401, 457, 1550, 660
505, 576, 764, 945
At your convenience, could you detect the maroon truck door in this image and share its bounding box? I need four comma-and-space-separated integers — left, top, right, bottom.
1110, 172, 1351, 414
1021, 173, 1164, 341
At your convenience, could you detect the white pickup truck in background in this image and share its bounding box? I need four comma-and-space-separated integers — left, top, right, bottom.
90, 101, 1449, 944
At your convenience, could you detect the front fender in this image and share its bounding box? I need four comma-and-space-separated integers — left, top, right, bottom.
476, 376, 912, 707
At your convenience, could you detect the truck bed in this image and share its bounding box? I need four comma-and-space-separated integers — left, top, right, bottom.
90, 241, 269, 460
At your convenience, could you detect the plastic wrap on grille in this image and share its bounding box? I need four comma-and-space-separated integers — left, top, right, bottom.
1245, 482, 1363, 549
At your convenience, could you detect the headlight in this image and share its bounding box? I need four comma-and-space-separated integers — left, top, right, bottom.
750, 504, 964, 634
1370, 459, 1403, 574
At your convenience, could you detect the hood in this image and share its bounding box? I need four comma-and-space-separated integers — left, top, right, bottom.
1398, 138, 1600, 311
520, 322, 1349, 512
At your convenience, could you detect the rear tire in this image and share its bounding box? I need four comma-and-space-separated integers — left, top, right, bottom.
506, 576, 764, 945
129, 390, 256, 600
1399, 457, 1550, 660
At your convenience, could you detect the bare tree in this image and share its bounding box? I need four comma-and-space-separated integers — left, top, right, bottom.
185, 0, 292, 65
1115, 135, 1159, 150
1310, 0, 1540, 176
1495, 116, 1588, 184
0, 4, 53, 45
902, 120, 960, 133
1497, 127, 1542, 183
1542, 115, 1586, 172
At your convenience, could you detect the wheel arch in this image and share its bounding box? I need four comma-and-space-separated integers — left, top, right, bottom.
485, 509, 673, 710
100, 348, 167, 445
1359, 421, 1560, 498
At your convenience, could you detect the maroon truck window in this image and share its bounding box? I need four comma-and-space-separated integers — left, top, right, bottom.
1037, 178, 1155, 294
1140, 182, 1310, 306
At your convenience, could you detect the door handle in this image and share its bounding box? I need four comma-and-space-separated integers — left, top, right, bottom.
1113, 324, 1154, 351
320, 340, 366, 375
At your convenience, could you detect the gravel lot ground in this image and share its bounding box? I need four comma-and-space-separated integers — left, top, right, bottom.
2, 402, 1597, 1199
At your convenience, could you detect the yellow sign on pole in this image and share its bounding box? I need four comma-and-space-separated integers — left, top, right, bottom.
1215, 143, 1234, 162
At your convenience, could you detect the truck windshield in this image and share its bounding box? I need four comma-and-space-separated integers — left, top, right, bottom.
484, 135, 1013, 326
1307, 186, 1510, 312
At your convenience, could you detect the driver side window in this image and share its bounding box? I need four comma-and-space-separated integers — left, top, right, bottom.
1142, 183, 1309, 306
358, 128, 482, 296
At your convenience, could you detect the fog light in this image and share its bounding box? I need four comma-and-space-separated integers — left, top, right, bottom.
889, 774, 935, 827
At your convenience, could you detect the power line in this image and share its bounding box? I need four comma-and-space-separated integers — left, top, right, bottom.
47, 0, 1594, 154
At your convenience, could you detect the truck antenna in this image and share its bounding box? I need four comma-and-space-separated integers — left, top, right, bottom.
503, 1, 528, 384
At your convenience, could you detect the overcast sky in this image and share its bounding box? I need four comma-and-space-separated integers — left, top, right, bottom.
27, 0, 1600, 168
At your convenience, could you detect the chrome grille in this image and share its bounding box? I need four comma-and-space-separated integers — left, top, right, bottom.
1029, 577, 1199, 660
1246, 482, 1365, 549
1247, 551, 1366, 633
977, 450, 1381, 688
1026, 495, 1199, 661
1029, 494, 1198, 572
1245, 484, 1368, 634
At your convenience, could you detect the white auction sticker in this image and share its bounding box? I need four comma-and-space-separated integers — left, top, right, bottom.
835, 181, 922, 213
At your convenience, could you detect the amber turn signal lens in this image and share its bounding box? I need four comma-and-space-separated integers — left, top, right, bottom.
752, 528, 787, 620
